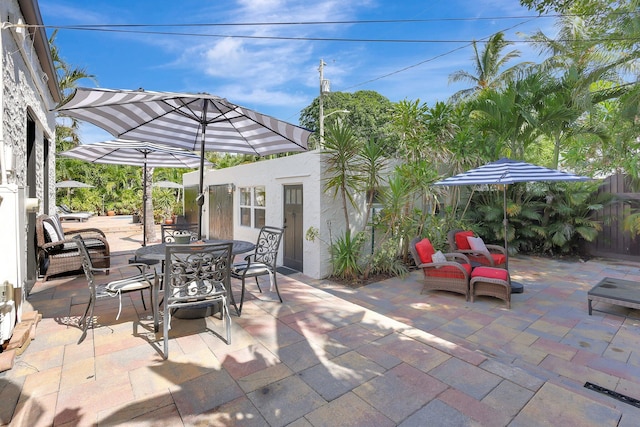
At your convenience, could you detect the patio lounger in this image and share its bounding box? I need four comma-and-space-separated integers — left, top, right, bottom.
56, 205, 94, 222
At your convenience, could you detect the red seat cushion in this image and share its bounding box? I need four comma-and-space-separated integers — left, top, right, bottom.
472, 266, 509, 281
455, 231, 474, 250
491, 254, 507, 266
426, 263, 472, 278
415, 238, 435, 263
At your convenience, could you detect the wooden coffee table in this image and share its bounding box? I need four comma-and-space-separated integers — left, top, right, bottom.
588, 277, 640, 317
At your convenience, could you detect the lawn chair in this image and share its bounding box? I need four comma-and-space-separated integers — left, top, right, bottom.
447, 229, 507, 268
36, 214, 110, 281
74, 235, 153, 343
409, 237, 472, 300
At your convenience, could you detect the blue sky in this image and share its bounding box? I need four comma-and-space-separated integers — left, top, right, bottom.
40, 0, 557, 143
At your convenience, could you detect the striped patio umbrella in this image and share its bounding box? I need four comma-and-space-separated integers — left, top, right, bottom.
433, 158, 590, 267
55, 180, 94, 188
153, 180, 183, 189
60, 139, 212, 245
55, 87, 312, 239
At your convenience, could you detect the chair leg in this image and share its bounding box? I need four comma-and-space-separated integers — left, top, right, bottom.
222, 297, 231, 345
254, 277, 262, 293
163, 304, 170, 359
153, 284, 160, 333
238, 278, 247, 316
78, 294, 95, 344
139, 289, 147, 311
227, 284, 240, 317
271, 271, 283, 303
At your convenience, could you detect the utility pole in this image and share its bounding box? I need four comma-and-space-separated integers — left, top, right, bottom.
318, 59, 330, 147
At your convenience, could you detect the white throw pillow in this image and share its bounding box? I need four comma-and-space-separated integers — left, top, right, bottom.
43, 220, 61, 243
467, 236, 488, 252
431, 250, 447, 263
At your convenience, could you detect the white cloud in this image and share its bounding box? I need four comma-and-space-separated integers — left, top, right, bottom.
217, 84, 309, 107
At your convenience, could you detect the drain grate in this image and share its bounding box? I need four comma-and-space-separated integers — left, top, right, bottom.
584, 382, 640, 408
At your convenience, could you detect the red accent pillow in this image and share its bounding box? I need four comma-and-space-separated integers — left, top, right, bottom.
415, 238, 435, 263
455, 231, 474, 250
472, 266, 509, 281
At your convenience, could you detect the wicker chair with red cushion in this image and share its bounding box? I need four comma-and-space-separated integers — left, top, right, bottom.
447, 229, 507, 268
470, 266, 511, 308
409, 237, 472, 300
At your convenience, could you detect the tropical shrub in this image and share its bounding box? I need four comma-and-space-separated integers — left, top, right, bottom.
330, 230, 366, 281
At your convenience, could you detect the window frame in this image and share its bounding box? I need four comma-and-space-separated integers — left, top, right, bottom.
239, 186, 266, 229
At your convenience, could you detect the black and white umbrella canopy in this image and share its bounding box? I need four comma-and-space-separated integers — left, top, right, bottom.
55, 180, 94, 188
56, 87, 312, 238
60, 139, 211, 245
153, 180, 183, 189
55, 88, 311, 156
433, 158, 590, 186
59, 139, 206, 169
434, 158, 589, 268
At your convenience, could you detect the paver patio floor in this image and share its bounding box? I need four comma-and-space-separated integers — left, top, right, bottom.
2, 216, 640, 426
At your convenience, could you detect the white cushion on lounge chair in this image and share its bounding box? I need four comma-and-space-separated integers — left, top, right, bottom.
467, 236, 488, 252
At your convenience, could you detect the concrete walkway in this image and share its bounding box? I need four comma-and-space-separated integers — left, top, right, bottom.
2, 215, 640, 425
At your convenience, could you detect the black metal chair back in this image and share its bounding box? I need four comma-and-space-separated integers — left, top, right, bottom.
230, 226, 284, 315
160, 223, 199, 243
154, 241, 233, 358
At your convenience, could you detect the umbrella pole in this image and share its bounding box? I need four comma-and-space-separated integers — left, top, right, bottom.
503, 185, 508, 270
143, 164, 148, 246
197, 107, 207, 240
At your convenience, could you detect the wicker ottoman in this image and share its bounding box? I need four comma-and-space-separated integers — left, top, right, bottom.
470, 266, 511, 308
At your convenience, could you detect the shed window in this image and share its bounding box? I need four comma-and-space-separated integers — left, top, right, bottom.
240, 186, 266, 229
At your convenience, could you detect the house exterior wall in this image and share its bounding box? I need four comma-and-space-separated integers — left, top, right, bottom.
0, 0, 59, 342
184, 149, 367, 279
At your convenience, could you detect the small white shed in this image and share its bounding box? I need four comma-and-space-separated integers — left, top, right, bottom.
183, 149, 367, 279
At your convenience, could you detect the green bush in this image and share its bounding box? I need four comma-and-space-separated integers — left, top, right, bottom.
331, 230, 365, 281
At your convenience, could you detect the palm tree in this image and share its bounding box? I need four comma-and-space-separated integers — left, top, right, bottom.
448, 32, 531, 102
322, 121, 363, 231
49, 30, 96, 104
50, 30, 97, 153
527, 15, 632, 168
470, 73, 548, 160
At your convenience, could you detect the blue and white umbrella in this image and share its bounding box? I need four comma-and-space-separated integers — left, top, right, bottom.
434, 158, 590, 267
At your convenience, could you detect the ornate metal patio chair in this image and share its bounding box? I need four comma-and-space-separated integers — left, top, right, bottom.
154, 242, 234, 359
160, 223, 199, 243
447, 229, 507, 268
409, 237, 472, 300
74, 235, 153, 344
230, 226, 284, 316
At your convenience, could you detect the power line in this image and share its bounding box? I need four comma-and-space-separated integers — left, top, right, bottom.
342, 18, 537, 91
32, 10, 639, 29
17, 24, 639, 44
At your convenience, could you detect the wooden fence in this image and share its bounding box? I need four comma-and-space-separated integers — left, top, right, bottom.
587, 173, 640, 260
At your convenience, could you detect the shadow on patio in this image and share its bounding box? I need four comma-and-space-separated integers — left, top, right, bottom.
4, 216, 640, 426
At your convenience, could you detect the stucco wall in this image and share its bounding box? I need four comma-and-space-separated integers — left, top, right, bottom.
2, 0, 57, 198
1, 0, 58, 297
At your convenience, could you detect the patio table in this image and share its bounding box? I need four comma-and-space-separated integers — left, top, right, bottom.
588, 277, 640, 318
134, 239, 255, 261
135, 239, 255, 319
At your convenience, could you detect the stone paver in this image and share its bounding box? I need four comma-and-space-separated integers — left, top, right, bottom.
4, 215, 640, 425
